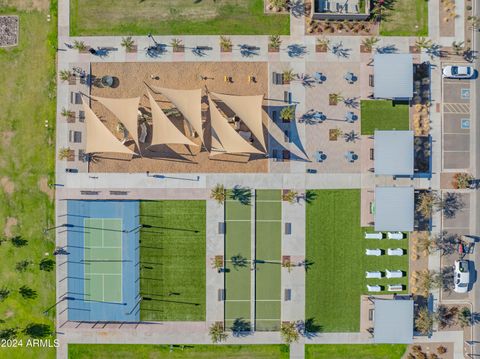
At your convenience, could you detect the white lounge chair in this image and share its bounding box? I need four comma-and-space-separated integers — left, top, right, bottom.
367, 285, 381, 292
365, 249, 382, 256
387, 232, 404, 240
365, 232, 383, 240
366, 271, 382, 279
388, 284, 403, 292
387, 248, 404, 256
385, 270, 403, 278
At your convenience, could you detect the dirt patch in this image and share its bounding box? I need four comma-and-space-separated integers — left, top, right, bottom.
0, 0, 50, 11
0, 177, 14, 194
4, 309, 14, 318
4, 217, 17, 238
1, 131, 14, 147
38, 176, 54, 200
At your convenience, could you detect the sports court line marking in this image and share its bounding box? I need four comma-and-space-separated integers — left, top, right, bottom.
255, 318, 281, 321
256, 200, 281, 202
224, 299, 251, 302
255, 299, 282, 302
225, 219, 252, 222
85, 273, 123, 276
87, 246, 122, 249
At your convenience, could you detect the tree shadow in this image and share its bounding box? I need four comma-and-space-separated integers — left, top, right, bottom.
304, 190, 318, 204
296, 318, 323, 338
231, 254, 249, 270
287, 44, 307, 58
11, 236, 28, 247
331, 42, 351, 58
376, 44, 397, 54
23, 323, 52, 338
290, 0, 305, 17
443, 192, 464, 219
230, 318, 252, 337
230, 185, 252, 205
238, 44, 259, 57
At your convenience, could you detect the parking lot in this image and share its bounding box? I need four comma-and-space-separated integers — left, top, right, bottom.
442, 75, 472, 170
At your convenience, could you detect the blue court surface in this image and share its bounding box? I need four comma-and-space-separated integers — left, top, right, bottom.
66, 200, 140, 322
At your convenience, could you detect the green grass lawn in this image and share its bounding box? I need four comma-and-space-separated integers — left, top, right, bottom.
360, 100, 410, 135
305, 190, 408, 332
69, 344, 290, 359
305, 344, 407, 359
70, 0, 290, 36
380, 0, 428, 36
0, 3, 57, 359
139, 201, 206, 321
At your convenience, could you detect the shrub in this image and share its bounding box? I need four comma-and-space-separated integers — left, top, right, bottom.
39, 258, 55, 272
437, 346, 447, 354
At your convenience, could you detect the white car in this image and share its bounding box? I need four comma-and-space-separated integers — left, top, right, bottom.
442, 65, 474, 79
454, 260, 470, 293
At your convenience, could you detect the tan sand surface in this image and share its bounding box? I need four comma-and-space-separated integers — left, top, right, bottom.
89, 62, 269, 173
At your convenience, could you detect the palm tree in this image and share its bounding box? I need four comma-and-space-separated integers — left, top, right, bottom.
120, 36, 135, 51
220, 36, 232, 51
416, 191, 440, 218
282, 257, 294, 272
268, 35, 282, 50
329, 92, 344, 104
58, 147, 72, 160
15, 260, 31, 272
415, 37, 432, 50
0, 328, 17, 340
209, 322, 228, 343
282, 68, 296, 83
451, 41, 464, 55
415, 307, 434, 335
269, 0, 287, 10
280, 106, 295, 121
39, 258, 55, 272
73, 40, 87, 51
316, 37, 330, 51
170, 38, 183, 51
283, 190, 298, 203
435, 304, 458, 329
361, 36, 379, 52
458, 307, 472, 328
60, 108, 71, 117
59, 69, 72, 82
452, 172, 473, 189
280, 322, 300, 343
468, 15, 480, 29
414, 233, 435, 256
210, 184, 226, 204
416, 269, 438, 295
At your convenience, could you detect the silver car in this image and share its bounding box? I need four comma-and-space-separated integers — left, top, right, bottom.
454, 260, 470, 293
442, 65, 473, 79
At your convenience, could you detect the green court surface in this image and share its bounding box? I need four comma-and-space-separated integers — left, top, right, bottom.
224, 192, 252, 329
255, 190, 282, 331
139, 201, 206, 321
84, 218, 123, 303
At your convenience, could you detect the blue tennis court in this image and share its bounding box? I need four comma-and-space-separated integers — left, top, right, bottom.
66, 200, 140, 322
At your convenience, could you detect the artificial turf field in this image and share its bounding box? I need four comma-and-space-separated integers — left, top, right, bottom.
224, 191, 252, 329
139, 201, 206, 321
306, 190, 408, 332
360, 100, 410, 135
255, 190, 282, 331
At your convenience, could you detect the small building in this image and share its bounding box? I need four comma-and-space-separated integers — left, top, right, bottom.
374, 54, 413, 99
374, 186, 414, 232
374, 130, 414, 177
374, 298, 414, 344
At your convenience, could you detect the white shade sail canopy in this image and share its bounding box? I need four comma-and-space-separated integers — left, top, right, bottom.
92, 96, 141, 150
208, 96, 263, 156
147, 91, 197, 147
82, 100, 135, 155
151, 86, 204, 143
210, 92, 266, 151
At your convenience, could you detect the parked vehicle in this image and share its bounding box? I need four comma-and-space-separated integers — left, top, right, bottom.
442, 65, 474, 79
454, 260, 470, 293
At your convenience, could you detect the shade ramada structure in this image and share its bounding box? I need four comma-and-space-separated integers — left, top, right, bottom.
147, 91, 197, 147
151, 86, 204, 144
210, 92, 266, 151
82, 100, 135, 155
208, 96, 263, 156
92, 96, 141, 151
